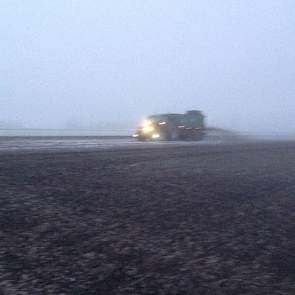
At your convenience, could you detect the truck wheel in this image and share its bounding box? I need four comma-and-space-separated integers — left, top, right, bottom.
159, 131, 169, 141
194, 131, 205, 141
170, 130, 179, 141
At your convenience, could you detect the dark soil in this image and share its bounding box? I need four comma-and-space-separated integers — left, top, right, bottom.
0, 142, 295, 294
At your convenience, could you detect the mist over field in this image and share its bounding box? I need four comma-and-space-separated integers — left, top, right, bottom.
1, 0, 295, 135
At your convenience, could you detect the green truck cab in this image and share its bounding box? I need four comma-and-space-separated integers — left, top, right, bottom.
133, 110, 206, 141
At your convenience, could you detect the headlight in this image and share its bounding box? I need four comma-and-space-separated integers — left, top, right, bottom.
152, 133, 160, 139
142, 120, 152, 127
142, 126, 154, 133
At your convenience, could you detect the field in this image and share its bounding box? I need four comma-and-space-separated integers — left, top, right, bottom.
0, 140, 295, 294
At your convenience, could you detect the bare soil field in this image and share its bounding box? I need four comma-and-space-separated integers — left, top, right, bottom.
0, 141, 295, 294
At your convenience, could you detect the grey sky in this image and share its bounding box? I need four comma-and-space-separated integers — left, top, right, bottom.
1, 0, 295, 132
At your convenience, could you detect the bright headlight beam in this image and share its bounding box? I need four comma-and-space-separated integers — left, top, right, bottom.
142, 120, 152, 127
142, 126, 154, 133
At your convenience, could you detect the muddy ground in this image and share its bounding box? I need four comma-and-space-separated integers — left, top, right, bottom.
0, 141, 295, 294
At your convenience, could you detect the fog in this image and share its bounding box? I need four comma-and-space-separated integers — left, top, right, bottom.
1, 1, 295, 134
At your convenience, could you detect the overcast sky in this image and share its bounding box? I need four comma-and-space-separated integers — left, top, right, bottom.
1, 0, 295, 132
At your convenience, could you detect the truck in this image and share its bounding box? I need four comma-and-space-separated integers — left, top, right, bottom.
133, 110, 206, 141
